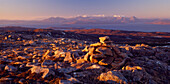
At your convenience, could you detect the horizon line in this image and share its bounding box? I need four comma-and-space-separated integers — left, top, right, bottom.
1, 15, 170, 21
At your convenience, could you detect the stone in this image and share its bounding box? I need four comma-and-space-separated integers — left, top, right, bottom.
99, 36, 110, 43
96, 47, 113, 56
26, 62, 41, 67
122, 66, 143, 72
64, 52, 74, 62
64, 74, 82, 84
5, 65, 18, 72
0, 78, 13, 81
84, 53, 90, 61
0, 64, 5, 70
86, 64, 105, 70
90, 42, 102, 47
76, 58, 86, 64
90, 55, 98, 63
30, 66, 55, 78
98, 71, 128, 84
82, 46, 89, 52
17, 56, 30, 60
58, 67, 78, 73
73, 71, 89, 78
92, 53, 106, 58
18, 78, 25, 84
59, 80, 72, 84
88, 47, 95, 55
41, 60, 54, 67
42, 50, 50, 60
98, 57, 114, 65
111, 58, 127, 69
59, 76, 82, 84
54, 50, 66, 58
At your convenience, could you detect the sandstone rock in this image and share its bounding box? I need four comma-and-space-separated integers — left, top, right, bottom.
17, 56, 30, 60
59, 80, 72, 84
26, 62, 41, 67
98, 71, 128, 84
132, 70, 143, 81
18, 78, 25, 84
64, 74, 82, 84
98, 57, 114, 65
58, 67, 78, 73
88, 47, 95, 55
0, 78, 13, 81
111, 58, 127, 69
84, 53, 90, 61
86, 64, 105, 70
96, 47, 113, 56
54, 50, 66, 58
42, 50, 50, 60
76, 58, 86, 64
90, 54, 98, 63
5, 65, 17, 72
41, 60, 54, 67
64, 52, 74, 62
0, 64, 5, 70
71, 62, 93, 69
90, 42, 102, 47
59, 76, 82, 84
14, 62, 23, 65
99, 36, 110, 43
122, 66, 143, 72
82, 45, 89, 52
30, 66, 55, 78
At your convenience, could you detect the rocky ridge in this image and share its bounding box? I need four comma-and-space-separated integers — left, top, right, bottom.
0, 30, 169, 84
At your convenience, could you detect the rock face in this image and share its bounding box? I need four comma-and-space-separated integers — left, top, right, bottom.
0, 30, 169, 84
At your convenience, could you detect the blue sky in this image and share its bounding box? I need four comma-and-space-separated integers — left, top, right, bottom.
0, 0, 170, 20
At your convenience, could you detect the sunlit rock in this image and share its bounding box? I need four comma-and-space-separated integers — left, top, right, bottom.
98, 71, 128, 84
30, 66, 55, 78
5, 65, 18, 72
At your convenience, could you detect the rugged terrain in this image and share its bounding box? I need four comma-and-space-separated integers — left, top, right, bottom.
0, 28, 169, 84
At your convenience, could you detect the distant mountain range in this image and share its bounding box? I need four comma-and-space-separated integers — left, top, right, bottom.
42, 16, 139, 24
0, 16, 170, 25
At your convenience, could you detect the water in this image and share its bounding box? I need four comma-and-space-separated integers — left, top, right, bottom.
0, 23, 170, 32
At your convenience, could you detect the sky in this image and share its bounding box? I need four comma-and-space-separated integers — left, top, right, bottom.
0, 0, 170, 20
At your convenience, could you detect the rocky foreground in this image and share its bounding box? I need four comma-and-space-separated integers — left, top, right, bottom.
0, 30, 170, 84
